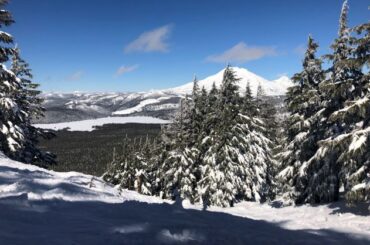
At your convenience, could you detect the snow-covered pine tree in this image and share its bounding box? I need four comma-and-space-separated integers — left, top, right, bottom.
197, 87, 209, 136
277, 35, 324, 203
255, 84, 278, 139
242, 81, 275, 202
190, 77, 201, 144
202, 82, 219, 136
200, 66, 274, 207
0, 2, 26, 159
103, 136, 155, 195
196, 83, 219, 206
242, 82, 257, 116
11, 47, 56, 164
299, 0, 365, 204
103, 136, 136, 188
160, 93, 198, 202
308, 19, 369, 206
0, 1, 55, 165
132, 136, 153, 195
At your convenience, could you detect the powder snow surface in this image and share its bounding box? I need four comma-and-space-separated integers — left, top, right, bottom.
34, 116, 170, 131
0, 154, 369, 244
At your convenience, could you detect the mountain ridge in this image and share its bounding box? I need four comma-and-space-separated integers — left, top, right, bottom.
37, 67, 291, 123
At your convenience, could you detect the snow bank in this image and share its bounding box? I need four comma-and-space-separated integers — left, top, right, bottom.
34, 116, 170, 131
0, 154, 369, 244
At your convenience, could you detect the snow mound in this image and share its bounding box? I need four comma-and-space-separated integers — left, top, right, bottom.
34, 116, 170, 131
165, 67, 293, 96
0, 154, 369, 244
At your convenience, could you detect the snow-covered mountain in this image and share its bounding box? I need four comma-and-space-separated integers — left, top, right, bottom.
37, 67, 292, 124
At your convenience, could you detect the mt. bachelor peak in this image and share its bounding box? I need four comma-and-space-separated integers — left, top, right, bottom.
165, 67, 292, 96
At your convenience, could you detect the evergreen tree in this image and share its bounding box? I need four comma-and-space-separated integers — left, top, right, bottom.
103, 136, 136, 188
160, 95, 198, 202
309, 18, 370, 206
196, 83, 219, 206
133, 136, 153, 195
255, 84, 278, 139
202, 82, 219, 136
190, 77, 201, 144
199, 66, 274, 207
277, 35, 325, 203
11, 47, 55, 164
0, 1, 54, 165
242, 82, 257, 116
299, 0, 365, 204
0, 1, 24, 158
103, 136, 155, 195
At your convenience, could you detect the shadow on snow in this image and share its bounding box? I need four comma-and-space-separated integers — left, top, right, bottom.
0, 163, 368, 244
0, 196, 369, 245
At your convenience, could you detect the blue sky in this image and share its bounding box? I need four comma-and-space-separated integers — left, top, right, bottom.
6, 0, 370, 92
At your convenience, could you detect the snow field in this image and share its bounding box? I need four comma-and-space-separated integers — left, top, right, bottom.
34, 116, 170, 131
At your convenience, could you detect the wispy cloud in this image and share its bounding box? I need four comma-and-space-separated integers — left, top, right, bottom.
115, 64, 139, 77
206, 42, 277, 63
67, 70, 84, 81
124, 24, 173, 53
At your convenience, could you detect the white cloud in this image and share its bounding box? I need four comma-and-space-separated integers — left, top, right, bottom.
67, 70, 84, 81
124, 24, 173, 53
115, 64, 139, 77
206, 42, 277, 63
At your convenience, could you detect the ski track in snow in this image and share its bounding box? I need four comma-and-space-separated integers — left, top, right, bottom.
0, 154, 369, 244
34, 116, 170, 131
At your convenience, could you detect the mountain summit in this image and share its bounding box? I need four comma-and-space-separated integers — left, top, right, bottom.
165, 67, 292, 96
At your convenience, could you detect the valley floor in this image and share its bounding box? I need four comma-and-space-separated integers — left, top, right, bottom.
0, 154, 369, 245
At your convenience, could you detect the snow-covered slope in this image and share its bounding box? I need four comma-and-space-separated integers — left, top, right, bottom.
34, 116, 170, 131
0, 154, 369, 244
112, 97, 172, 115
165, 67, 292, 96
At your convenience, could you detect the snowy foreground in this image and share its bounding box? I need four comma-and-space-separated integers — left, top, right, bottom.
0, 155, 369, 244
34, 116, 170, 131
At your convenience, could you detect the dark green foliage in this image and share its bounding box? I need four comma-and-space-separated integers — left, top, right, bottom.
278, 0, 369, 208
103, 67, 277, 207
103, 134, 156, 195
38, 123, 162, 176
277, 35, 325, 203
202, 68, 274, 207
11, 47, 56, 165
0, 1, 55, 166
